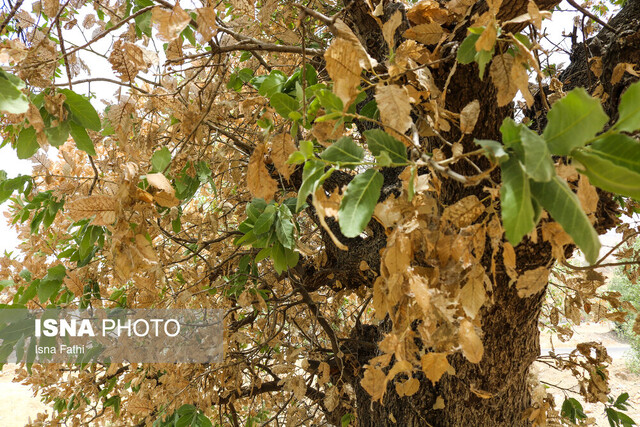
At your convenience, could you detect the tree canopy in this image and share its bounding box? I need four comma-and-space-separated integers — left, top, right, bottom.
1, 0, 640, 425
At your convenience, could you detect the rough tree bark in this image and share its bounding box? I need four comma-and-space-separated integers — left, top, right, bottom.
299, 0, 638, 425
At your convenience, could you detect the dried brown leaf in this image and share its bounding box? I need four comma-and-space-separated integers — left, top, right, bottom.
459, 279, 486, 319
195, 7, 217, 42
247, 143, 278, 201
361, 366, 387, 402
460, 100, 480, 134
270, 133, 296, 180
516, 266, 549, 298
490, 54, 517, 107
375, 84, 413, 135
152, 4, 191, 42
403, 22, 445, 45
67, 195, 117, 226
442, 195, 484, 228
383, 11, 403, 49
459, 319, 484, 363
421, 352, 454, 384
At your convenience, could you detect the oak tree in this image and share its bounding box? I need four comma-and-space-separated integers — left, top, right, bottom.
1, 0, 640, 425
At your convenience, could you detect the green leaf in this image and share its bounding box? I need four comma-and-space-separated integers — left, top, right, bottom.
614, 392, 630, 409
37, 264, 67, 303
363, 129, 407, 164
520, 127, 554, 182
134, 10, 152, 37
45, 121, 70, 147
296, 159, 326, 211
0, 71, 29, 114
500, 157, 535, 244
530, 176, 600, 264
338, 169, 384, 238
572, 147, 640, 199
275, 205, 295, 249
151, 147, 172, 172
475, 139, 509, 162
315, 89, 343, 113
59, 89, 101, 131
253, 205, 277, 235
69, 121, 96, 155
586, 133, 640, 174
270, 93, 299, 119
615, 80, 640, 132
16, 127, 39, 159
543, 88, 608, 155
360, 99, 379, 120
457, 34, 480, 64
258, 71, 287, 98
320, 137, 365, 168
271, 242, 299, 274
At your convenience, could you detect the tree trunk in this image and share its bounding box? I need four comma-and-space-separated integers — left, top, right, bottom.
324, 0, 639, 424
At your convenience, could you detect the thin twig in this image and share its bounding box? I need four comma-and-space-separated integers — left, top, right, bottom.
565, 0, 618, 34
88, 156, 99, 196
56, 20, 73, 90
0, 0, 25, 35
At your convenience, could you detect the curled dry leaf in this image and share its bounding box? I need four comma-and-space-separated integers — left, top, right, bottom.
361, 366, 387, 402
375, 84, 413, 135
67, 195, 117, 226
195, 7, 217, 42
503, 241, 518, 280
325, 20, 377, 107
516, 266, 549, 298
247, 143, 278, 201
611, 62, 639, 85
442, 195, 484, 228
269, 133, 296, 180
577, 175, 599, 218
460, 100, 480, 134
403, 22, 445, 45
382, 11, 403, 49
146, 172, 174, 193
421, 352, 455, 384
152, 3, 191, 42
459, 278, 486, 319
459, 319, 484, 364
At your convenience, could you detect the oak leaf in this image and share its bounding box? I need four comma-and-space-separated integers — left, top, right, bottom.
66, 195, 117, 226
247, 143, 278, 201
516, 266, 549, 298
490, 54, 518, 106
396, 377, 420, 397
421, 352, 455, 384
403, 22, 445, 45
459, 319, 484, 363
152, 4, 190, 42
269, 133, 296, 180
146, 172, 173, 193
442, 195, 484, 228
375, 84, 413, 135
324, 20, 376, 107
382, 11, 403, 49
460, 100, 480, 134
195, 7, 217, 42
459, 279, 486, 319
361, 366, 387, 402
